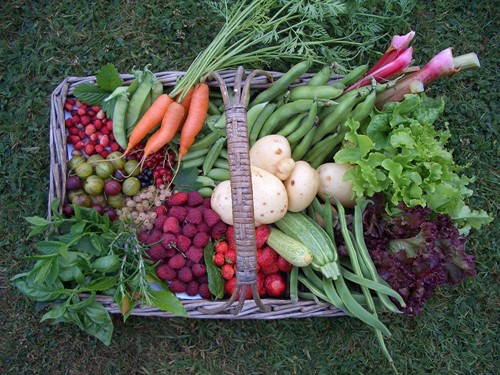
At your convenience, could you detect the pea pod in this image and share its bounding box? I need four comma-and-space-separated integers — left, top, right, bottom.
277, 113, 307, 138
208, 99, 222, 116
306, 65, 332, 86
112, 94, 129, 150
180, 156, 205, 169
151, 79, 164, 103
259, 99, 315, 139
340, 64, 369, 86
196, 175, 216, 187
203, 137, 226, 175
189, 130, 222, 152
304, 131, 346, 164
291, 127, 316, 161
125, 73, 154, 129
249, 102, 277, 146
287, 100, 318, 143
198, 187, 213, 198
105, 86, 128, 102
182, 147, 211, 162
250, 60, 311, 106
207, 168, 230, 181
289, 266, 299, 304
350, 87, 377, 122
246, 102, 268, 137
214, 158, 229, 170
289, 85, 344, 101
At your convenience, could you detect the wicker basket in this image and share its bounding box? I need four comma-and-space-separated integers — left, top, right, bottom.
49, 68, 347, 319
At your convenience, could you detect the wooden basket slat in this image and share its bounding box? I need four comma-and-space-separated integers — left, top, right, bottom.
49, 69, 346, 319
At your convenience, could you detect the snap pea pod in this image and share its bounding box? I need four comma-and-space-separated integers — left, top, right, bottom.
188, 130, 222, 151
105, 86, 128, 102
259, 99, 315, 139
289, 85, 344, 101
198, 187, 213, 198
306, 65, 332, 86
289, 266, 299, 304
350, 86, 376, 122
207, 168, 230, 182
287, 100, 318, 143
180, 156, 205, 169
219, 148, 228, 159
213, 112, 227, 129
112, 94, 129, 150
125, 73, 154, 129
249, 102, 277, 145
214, 158, 229, 170
246, 102, 268, 138
291, 127, 316, 161
277, 113, 307, 138
196, 175, 216, 187
208, 99, 222, 116
135, 91, 152, 129
304, 131, 346, 165
250, 60, 311, 106
339, 64, 369, 86
181, 147, 210, 162
151, 79, 164, 103
203, 137, 226, 175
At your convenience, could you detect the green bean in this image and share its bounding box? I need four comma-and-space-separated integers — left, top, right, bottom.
125, 73, 153, 129
246, 102, 268, 137
207, 168, 230, 182
112, 94, 128, 150
250, 60, 311, 106
259, 99, 314, 139
340, 64, 369, 86
322, 276, 347, 312
297, 291, 320, 303
203, 137, 225, 175
289, 266, 299, 304
302, 265, 324, 290
306, 65, 332, 86
298, 275, 329, 302
182, 147, 210, 162
289, 85, 344, 101
189, 131, 222, 151
249, 103, 277, 145
287, 100, 318, 143
277, 113, 307, 138
291, 127, 316, 161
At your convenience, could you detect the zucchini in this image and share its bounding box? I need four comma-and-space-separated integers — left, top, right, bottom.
274, 211, 340, 279
266, 227, 313, 267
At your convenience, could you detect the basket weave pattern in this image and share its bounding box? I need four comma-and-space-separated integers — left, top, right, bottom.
50, 69, 346, 319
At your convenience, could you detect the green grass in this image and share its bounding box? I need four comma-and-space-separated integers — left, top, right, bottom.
1, 0, 498, 374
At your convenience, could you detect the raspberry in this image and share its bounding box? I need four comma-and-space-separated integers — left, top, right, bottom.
192, 263, 206, 278
163, 216, 181, 234
215, 240, 229, 254
168, 253, 186, 270
146, 229, 162, 245
224, 277, 252, 299
185, 259, 194, 268
192, 232, 210, 248
154, 215, 167, 230
202, 209, 221, 227
210, 220, 228, 239
221, 264, 235, 280
196, 221, 210, 234
154, 205, 168, 216
169, 279, 186, 293
167, 192, 188, 206
187, 191, 205, 206
178, 267, 193, 283
198, 283, 211, 299
255, 225, 270, 249
156, 264, 176, 281
225, 226, 235, 249
137, 231, 149, 243
264, 274, 286, 297
182, 223, 198, 238
165, 247, 177, 258
148, 244, 167, 262
203, 197, 212, 209
197, 274, 208, 284
161, 233, 177, 249
185, 207, 203, 225
176, 235, 191, 252
277, 256, 293, 273
186, 280, 200, 296
186, 246, 204, 263
213, 252, 225, 267
169, 206, 188, 222
224, 250, 236, 265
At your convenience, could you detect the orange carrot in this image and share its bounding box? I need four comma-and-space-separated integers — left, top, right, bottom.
178, 83, 210, 159
141, 101, 185, 162
125, 94, 173, 155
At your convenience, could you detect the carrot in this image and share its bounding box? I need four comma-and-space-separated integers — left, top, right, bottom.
178, 83, 210, 159
139, 101, 186, 167
125, 93, 173, 155
176, 87, 195, 116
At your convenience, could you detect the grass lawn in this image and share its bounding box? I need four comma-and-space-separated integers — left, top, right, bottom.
1, 1, 498, 374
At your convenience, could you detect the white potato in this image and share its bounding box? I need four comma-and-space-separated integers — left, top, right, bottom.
210, 166, 288, 226
275, 157, 296, 180
249, 135, 291, 175
284, 161, 320, 212
316, 162, 356, 208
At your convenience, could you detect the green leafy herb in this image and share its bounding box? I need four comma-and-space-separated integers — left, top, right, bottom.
96, 63, 122, 92
172, 167, 203, 192
12, 199, 186, 345
203, 241, 224, 299
73, 83, 110, 106
334, 94, 492, 232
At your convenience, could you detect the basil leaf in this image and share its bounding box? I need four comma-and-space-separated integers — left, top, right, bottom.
149, 289, 188, 317
86, 276, 119, 291
203, 242, 224, 299
81, 302, 114, 346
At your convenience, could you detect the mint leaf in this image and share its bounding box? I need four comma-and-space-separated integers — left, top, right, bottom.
96, 63, 122, 92
73, 83, 110, 105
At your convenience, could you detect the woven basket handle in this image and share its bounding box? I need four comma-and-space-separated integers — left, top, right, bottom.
199, 67, 273, 315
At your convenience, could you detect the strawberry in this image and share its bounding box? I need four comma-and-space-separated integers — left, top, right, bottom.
261, 262, 280, 275
213, 252, 225, 267
257, 246, 278, 269
163, 216, 181, 234
156, 264, 176, 281
202, 208, 221, 227
187, 190, 205, 206
256, 271, 266, 297
215, 240, 229, 254
277, 256, 293, 273
255, 224, 270, 249
224, 277, 252, 299
224, 250, 236, 265
221, 264, 235, 280
167, 192, 189, 206
264, 273, 286, 297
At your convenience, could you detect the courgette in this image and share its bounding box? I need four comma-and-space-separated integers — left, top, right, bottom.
266, 227, 313, 267
274, 211, 340, 279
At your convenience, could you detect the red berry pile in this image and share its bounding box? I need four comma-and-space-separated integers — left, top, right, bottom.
138, 191, 228, 299
64, 98, 122, 158
128, 144, 176, 187
215, 224, 291, 299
